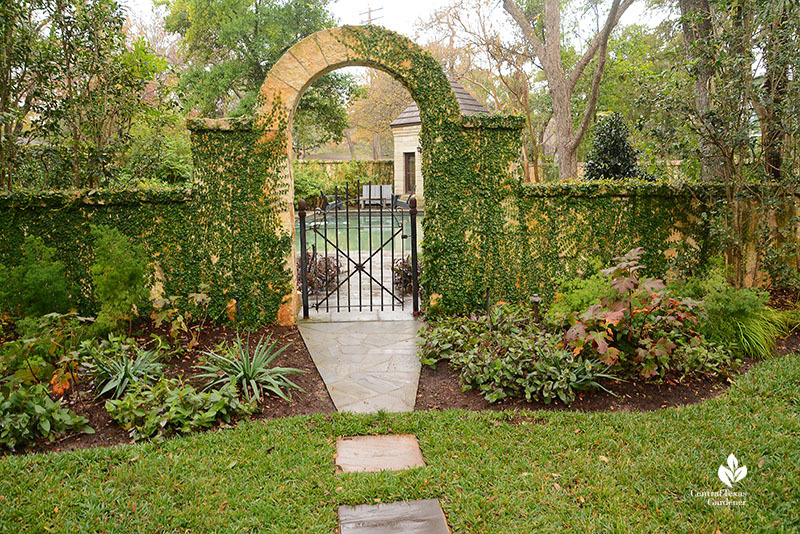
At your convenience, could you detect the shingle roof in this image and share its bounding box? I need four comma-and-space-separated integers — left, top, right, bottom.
390, 78, 487, 128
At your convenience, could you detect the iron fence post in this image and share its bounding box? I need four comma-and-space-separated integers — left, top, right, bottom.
409, 196, 419, 314
299, 199, 310, 319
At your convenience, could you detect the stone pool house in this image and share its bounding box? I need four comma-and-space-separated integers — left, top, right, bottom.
390, 77, 487, 204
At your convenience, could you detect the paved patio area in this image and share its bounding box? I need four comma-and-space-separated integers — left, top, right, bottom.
298, 319, 422, 413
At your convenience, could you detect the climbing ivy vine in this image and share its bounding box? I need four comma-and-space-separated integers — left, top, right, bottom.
1, 26, 790, 324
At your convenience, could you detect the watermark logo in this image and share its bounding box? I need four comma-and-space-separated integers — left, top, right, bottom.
689, 453, 749, 506
718, 454, 747, 488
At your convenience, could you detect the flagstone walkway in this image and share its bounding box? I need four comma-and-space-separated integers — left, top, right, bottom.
299, 318, 448, 531
298, 319, 422, 413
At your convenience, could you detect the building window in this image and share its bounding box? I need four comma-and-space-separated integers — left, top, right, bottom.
404, 152, 416, 193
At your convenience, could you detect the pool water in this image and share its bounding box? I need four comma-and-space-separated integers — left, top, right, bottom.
295, 211, 423, 253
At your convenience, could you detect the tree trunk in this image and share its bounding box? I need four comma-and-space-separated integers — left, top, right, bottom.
344, 131, 356, 160
761, 8, 788, 180
521, 144, 531, 182
371, 132, 380, 160
556, 137, 579, 180
552, 88, 578, 179
678, 0, 718, 181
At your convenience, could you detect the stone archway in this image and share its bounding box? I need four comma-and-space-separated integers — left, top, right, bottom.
257, 26, 464, 325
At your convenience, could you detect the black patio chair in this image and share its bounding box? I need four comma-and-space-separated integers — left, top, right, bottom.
392, 194, 411, 209
321, 193, 345, 212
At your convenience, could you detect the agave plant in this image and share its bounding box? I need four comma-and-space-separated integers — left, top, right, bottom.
196, 335, 305, 402
84, 348, 164, 399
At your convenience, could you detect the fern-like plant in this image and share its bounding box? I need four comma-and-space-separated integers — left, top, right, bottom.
197, 335, 305, 402
89, 225, 149, 333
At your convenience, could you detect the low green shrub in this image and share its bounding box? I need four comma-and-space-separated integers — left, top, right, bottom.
419, 304, 613, 405
418, 315, 472, 368
0, 236, 71, 316
0, 384, 93, 451
545, 268, 615, 328
197, 335, 304, 402
673, 337, 742, 377
90, 225, 150, 333
80, 335, 164, 398
673, 261, 793, 358
105, 378, 255, 441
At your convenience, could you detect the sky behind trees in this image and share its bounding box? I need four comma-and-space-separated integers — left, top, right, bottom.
125, 0, 659, 40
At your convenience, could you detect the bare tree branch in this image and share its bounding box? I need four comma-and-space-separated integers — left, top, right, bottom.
502, 0, 546, 62
570, 27, 612, 152
567, 0, 635, 92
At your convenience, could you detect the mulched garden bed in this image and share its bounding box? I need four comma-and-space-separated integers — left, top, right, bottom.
32, 324, 335, 455
415, 333, 800, 413
24, 324, 800, 455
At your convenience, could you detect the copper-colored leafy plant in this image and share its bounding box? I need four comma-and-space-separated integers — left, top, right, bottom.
564, 248, 704, 378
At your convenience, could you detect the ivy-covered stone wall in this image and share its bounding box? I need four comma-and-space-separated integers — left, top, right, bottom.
420, 115, 526, 312
503, 182, 714, 306
0, 188, 193, 313
0, 119, 291, 325
431, 179, 800, 313
187, 118, 292, 325
3, 25, 793, 325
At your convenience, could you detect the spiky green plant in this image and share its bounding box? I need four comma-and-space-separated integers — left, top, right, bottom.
196, 335, 305, 402
85, 349, 164, 399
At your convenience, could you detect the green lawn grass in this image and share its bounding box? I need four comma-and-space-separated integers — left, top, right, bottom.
1, 355, 798, 533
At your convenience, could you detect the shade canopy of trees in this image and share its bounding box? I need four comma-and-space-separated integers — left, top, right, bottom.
158, 0, 360, 156
1, 0, 799, 189
2, 0, 171, 189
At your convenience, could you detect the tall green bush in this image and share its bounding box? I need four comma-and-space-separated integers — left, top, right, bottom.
90, 225, 149, 332
293, 164, 328, 207
0, 236, 70, 316
584, 112, 642, 180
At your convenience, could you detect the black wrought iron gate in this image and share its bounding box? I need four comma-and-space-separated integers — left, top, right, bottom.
297, 182, 419, 318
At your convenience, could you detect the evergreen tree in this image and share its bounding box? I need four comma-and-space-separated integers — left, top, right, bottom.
584, 112, 642, 180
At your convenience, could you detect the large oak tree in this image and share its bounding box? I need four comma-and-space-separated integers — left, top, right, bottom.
503, 0, 636, 179
160, 0, 359, 154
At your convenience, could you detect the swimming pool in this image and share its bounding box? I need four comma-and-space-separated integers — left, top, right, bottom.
295, 211, 424, 253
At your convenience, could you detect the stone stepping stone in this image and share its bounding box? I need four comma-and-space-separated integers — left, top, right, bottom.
339, 499, 450, 533
336, 435, 425, 473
